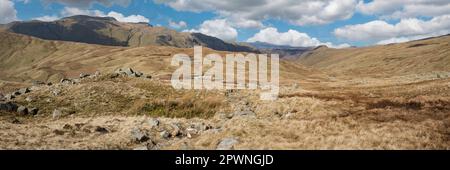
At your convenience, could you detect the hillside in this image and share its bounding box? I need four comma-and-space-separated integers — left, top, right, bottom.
4, 15, 256, 52
298, 35, 450, 77
1, 31, 449, 150
0, 31, 319, 84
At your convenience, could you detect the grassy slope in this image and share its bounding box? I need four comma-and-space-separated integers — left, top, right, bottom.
298, 35, 450, 77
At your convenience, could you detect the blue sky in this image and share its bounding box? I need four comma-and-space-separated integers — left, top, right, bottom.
2, 0, 450, 47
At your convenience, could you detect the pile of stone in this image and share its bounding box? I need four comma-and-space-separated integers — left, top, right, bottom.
114, 68, 152, 79
0, 102, 39, 115
3, 87, 31, 101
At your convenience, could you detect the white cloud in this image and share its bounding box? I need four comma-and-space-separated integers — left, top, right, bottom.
357, 0, 450, 19
184, 19, 238, 42
168, 20, 187, 29
155, 0, 358, 26
42, 0, 131, 8
106, 11, 149, 23
60, 7, 105, 16
0, 0, 18, 24
248, 27, 350, 48
334, 15, 450, 42
34, 7, 149, 23
33, 15, 60, 22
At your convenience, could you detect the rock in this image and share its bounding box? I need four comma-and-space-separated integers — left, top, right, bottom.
124, 68, 134, 75
4, 94, 15, 100
17, 106, 28, 115
80, 73, 90, 79
95, 126, 109, 134
12, 91, 21, 96
0, 102, 19, 112
60, 78, 72, 84
160, 131, 170, 139
131, 128, 149, 143
170, 123, 182, 137
109, 73, 120, 79
25, 96, 34, 102
52, 109, 63, 119
148, 118, 159, 128
0, 94, 4, 101
134, 71, 143, 77
217, 137, 238, 150
52, 89, 61, 96
63, 124, 73, 130
144, 75, 152, 79
18, 88, 30, 95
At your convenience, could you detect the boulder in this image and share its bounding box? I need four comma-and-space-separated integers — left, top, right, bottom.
148, 118, 160, 128
4, 94, 14, 100
60, 78, 72, 84
217, 137, 238, 150
17, 106, 28, 115
18, 88, 30, 95
25, 96, 34, 102
0, 102, 19, 112
79, 73, 90, 79
95, 126, 109, 134
124, 68, 134, 75
131, 128, 149, 143
160, 131, 170, 139
29, 107, 39, 115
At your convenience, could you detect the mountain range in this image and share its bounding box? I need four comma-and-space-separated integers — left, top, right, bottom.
2, 15, 257, 53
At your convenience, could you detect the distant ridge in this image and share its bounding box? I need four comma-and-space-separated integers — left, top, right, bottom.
4, 15, 257, 53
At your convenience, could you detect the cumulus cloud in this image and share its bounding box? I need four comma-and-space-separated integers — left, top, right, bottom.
155, 0, 358, 27
248, 27, 350, 48
42, 0, 131, 8
0, 0, 18, 24
106, 11, 149, 23
168, 20, 187, 29
34, 7, 149, 23
33, 15, 60, 22
357, 0, 450, 19
184, 19, 238, 42
334, 15, 450, 43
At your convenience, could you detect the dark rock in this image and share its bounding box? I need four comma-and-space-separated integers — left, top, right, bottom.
80, 73, 90, 78
53, 129, 65, 135
29, 108, 39, 115
95, 126, 109, 134
0, 102, 18, 112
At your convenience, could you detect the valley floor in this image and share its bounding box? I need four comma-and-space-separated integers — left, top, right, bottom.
1, 71, 449, 149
